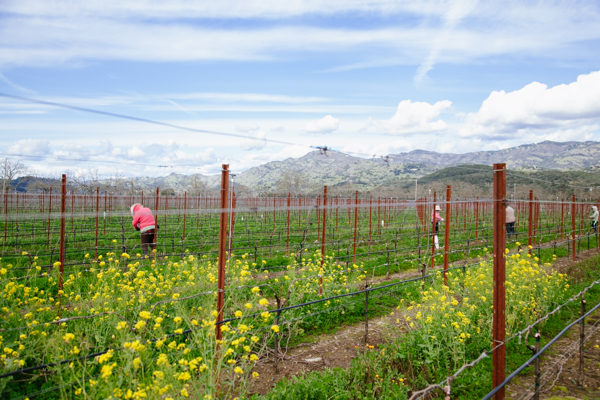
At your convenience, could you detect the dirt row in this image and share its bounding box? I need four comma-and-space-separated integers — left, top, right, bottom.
249, 247, 600, 398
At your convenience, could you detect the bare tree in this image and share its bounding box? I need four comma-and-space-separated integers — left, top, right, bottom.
104, 170, 127, 193
186, 174, 209, 196
26, 172, 62, 193
1, 158, 28, 193
275, 169, 309, 195
69, 168, 102, 194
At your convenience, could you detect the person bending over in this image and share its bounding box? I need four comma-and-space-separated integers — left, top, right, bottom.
431, 205, 444, 249
590, 206, 599, 233
131, 203, 157, 256
505, 203, 516, 236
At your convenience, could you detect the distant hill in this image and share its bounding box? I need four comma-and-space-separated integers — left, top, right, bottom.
235, 150, 437, 191
383, 140, 600, 170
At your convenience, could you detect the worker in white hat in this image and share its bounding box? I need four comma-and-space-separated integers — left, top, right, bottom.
432, 204, 445, 249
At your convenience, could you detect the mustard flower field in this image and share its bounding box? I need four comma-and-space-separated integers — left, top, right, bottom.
0, 240, 589, 400
1, 248, 369, 399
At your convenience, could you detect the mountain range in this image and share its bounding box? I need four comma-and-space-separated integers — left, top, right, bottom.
132, 140, 600, 193
222, 140, 600, 192
14, 140, 600, 194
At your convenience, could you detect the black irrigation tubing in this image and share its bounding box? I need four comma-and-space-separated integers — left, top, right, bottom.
506, 276, 600, 344
395, 257, 600, 400
1, 262, 359, 332
0, 225, 563, 256
0, 230, 433, 254
3, 227, 571, 253
1, 257, 465, 332
0, 348, 118, 379
4, 226, 573, 274
217, 268, 456, 327
0, 261, 476, 380
0, 230, 568, 270
482, 298, 600, 400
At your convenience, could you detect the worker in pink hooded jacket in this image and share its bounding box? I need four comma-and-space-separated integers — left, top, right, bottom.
431, 205, 444, 249
131, 203, 157, 255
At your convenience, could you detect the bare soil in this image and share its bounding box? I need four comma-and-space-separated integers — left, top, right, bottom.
249, 245, 600, 398
248, 254, 476, 396
249, 306, 402, 395
506, 247, 600, 400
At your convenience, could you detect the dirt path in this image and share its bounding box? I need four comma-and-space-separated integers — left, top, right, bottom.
505, 247, 600, 400
506, 310, 600, 400
250, 246, 600, 397
249, 259, 473, 395
250, 303, 401, 395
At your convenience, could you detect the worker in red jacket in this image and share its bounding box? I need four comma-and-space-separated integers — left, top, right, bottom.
130, 203, 157, 256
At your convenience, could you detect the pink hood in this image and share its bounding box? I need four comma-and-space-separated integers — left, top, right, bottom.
131, 204, 156, 232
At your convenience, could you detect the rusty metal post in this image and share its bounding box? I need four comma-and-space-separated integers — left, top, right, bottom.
182, 191, 187, 241
285, 193, 290, 255
164, 192, 168, 230
95, 187, 99, 260
216, 165, 229, 342
377, 197, 381, 235
475, 197, 479, 240
533, 332, 541, 400
492, 163, 506, 400
443, 185, 451, 286
46, 188, 52, 250
560, 199, 564, 239
533, 198, 539, 249
528, 190, 533, 255
352, 190, 358, 263
319, 186, 328, 295
579, 293, 586, 386
58, 174, 66, 292
572, 194, 576, 261
431, 191, 437, 269
369, 196, 373, 245
154, 187, 159, 253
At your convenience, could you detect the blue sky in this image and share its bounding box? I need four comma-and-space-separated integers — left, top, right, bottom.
1, 0, 600, 178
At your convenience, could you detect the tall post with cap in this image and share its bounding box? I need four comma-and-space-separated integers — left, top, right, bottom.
492, 163, 507, 400
216, 165, 229, 342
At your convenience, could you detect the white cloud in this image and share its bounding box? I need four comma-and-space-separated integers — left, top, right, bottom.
372, 100, 451, 135
62, 142, 84, 152
305, 115, 339, 134
242, 130, 267, 151
169, 148, 216, 163
0, 1, 448, 20
2, 2, 599, 69
414, 0, 479, 85
7, 138, 50, 156
458, 70, 600, 139
99, 139, 113, 154
235, 123, 260, 132
127, 146, 145, 158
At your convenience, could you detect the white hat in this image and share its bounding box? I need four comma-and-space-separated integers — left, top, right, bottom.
130, 203, 142, 217
435, 205, 441, 211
